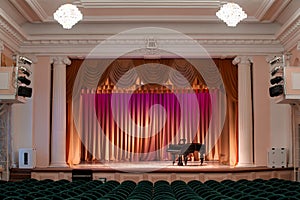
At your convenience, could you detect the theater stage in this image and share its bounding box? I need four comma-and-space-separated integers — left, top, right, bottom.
31, 161, 294, 183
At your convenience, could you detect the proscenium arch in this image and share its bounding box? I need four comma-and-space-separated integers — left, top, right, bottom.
72, 27, 226, 171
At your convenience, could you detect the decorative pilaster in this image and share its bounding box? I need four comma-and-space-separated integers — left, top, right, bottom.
0, 104, 11, 180
50, 56, 70, 167
233, 56, 253, 166
0, 40, 4, 66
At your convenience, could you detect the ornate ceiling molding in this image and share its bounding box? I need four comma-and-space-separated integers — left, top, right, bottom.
276, 8, 300, 51
0, 1, 298, 56
24, 0, 48, 21
255, 0, 276, 21
255, 0, 291, 22
74, 0, 221, 8
18, 38, 283, 58
9, 0, 43, 22
0, 8, 27, 51
84, 15, 220, 23
20, 38, 281, 46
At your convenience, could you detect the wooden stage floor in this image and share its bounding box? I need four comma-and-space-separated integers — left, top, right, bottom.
70, 161, 289, 173
31, 161, 295, 182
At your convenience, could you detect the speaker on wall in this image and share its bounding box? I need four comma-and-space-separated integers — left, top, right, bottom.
19, 148, 36, 169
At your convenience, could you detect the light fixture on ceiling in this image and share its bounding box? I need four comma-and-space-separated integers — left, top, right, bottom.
53, 3, 83, 29
216, 2, 247, 27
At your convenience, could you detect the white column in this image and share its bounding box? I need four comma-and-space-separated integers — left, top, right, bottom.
50, 56, 70, 167
233, 56, 253, 166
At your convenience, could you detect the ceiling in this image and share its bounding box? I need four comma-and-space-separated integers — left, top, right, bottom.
0, 0, 300, 58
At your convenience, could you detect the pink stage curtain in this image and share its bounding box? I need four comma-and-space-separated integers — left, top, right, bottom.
76, 90, 213, 162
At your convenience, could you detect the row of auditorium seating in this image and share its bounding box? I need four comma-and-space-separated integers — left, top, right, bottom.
0, 178, 300, 199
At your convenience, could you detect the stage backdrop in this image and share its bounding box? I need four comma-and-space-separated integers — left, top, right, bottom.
66, 58, 238, 166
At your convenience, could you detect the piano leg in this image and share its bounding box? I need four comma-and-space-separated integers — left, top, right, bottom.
184, 155, 188, 166
172, 154, 176, 165
200, 152, 204, 165
178, 155, 183, 166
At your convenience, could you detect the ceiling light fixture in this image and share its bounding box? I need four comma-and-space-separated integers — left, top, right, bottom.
53, 4, 83, 29
216, 2, 247, 27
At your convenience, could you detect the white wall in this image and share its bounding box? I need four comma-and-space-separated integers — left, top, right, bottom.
252, 56, 271, 166
11, 67, 34, 167
270, 102, 292, 165
32, 56, 51, 167
11, 56, 52, 168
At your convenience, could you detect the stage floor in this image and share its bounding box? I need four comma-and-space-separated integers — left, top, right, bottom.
31, 161, 294, 182
70, 161, 290, 173
73, 160, 224, 172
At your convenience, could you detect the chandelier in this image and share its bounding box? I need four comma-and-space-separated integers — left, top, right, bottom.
216, 2, 247, 27
53, 4, 83, 29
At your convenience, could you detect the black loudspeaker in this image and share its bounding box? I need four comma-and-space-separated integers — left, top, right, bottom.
18, 86, 32, 97
270, 76, 283, 85
269, 85, 284, 97
72, 169, 93, 181
18, 76, 31, 85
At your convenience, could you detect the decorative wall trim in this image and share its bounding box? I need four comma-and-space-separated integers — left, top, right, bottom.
24, 0, 48, 22
255, 0, 276, 21
255, 0, 292, 22
0, 8, 27, 51
276, 8, 300, 51
17, 38, 283, 58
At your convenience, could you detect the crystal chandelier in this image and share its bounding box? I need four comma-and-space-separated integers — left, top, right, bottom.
53, 4, 83, 29
216, 2, 247, 27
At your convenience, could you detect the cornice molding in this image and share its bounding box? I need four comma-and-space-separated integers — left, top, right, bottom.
83, 15, 220, 23
0, 8, 27, 50
255, 0, 275, 21
18, 38, 284, 58
268, 0, 292, 22
24, 0, 48, 22
255, 0, 292, 22
276, 8, 300, 51
21, 38, 282, 46
75, 0, 221, 8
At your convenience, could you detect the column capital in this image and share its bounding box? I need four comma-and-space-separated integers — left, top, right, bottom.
233, 56, 253, 66
50, 56, 71, 66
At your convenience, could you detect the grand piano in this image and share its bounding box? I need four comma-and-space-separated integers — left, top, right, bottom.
167, 139, 205, 166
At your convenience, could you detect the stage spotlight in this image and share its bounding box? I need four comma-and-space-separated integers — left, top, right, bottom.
271, 66, 282, 76
269, 56, 281, 65
269, 85, 284, 97
270, 76, 283, 85
18, 66, 31, 77
18, 86, 32, 98
19, 56, 32, 65
18, 76, 31, 86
